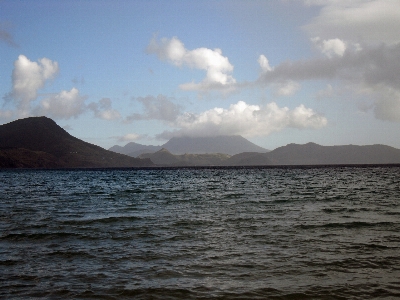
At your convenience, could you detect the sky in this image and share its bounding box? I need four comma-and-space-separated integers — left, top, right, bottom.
1, 0, 400, 150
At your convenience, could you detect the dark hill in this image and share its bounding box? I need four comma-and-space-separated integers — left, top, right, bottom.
0, 117, 153, 168
226, 142, 400, 165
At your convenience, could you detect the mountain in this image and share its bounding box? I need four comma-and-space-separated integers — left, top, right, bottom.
139, 148, 231, 166
109, 142, 161, 157
226, 142, 400, 165
161, 135, 268, 155
0, 117, 153, 168
110, 135, 268, 156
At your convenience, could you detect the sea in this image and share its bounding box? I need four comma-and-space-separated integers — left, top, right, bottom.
0, 166, 399, 299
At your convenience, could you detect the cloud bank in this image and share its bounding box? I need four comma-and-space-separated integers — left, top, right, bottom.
156, 100, 327, 140
303, 0, 400, 45
258, 42, 400, 121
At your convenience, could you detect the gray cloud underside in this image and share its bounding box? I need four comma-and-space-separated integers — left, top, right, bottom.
258, 43, 400, 88
258, 43, 400, 121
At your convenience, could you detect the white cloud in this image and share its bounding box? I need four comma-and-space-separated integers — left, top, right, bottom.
311, 37, 347, 57
126, 95, 182, 122
147, 36, 236, 92
88, 98, 121, 120
35, 88, 87, 119
273, 80, 301, 96
156, 100, 327, 140
258, 54, 273, 72
303, 0, 400, 45
311, 37, 362, 58
11, 55, 59, 114
114, 133, 142, 143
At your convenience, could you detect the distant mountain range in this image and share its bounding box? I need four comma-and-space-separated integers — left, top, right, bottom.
132, 143, 400, 166
1, 117, 400, 168
109, 135, 268, 156
0, 117, 153, 168
109, 142, 162, 157
139, 148, 231, 166
225, 142, 400, 166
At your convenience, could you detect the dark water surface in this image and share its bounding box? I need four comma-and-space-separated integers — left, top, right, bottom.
1, 167, 399, 299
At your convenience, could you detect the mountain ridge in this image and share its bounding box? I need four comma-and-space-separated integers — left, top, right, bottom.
226, 142, 400, 166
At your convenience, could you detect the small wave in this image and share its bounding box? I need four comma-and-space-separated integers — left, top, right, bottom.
61, 215, 143, 225
298, 221, 394, 230
0, 231, 79, 241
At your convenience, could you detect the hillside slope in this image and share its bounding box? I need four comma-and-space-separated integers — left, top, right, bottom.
0, 117, 153, 168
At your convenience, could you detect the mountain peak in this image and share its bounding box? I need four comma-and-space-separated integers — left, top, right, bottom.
161, 135, 267, 155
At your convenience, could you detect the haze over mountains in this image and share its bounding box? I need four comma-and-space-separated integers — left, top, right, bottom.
1, 116, 400, 168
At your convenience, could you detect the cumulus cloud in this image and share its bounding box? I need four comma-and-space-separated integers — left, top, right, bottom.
88, 98, 121, 120
2, 55, 127, 122
34, 88, 87, 119
126, 95, 182, 123
147, 36, 236, 92
156, 100, 327, 140
303, 0, 400, 45
10, 55, 59, 114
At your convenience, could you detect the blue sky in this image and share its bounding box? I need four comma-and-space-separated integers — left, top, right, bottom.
1, 0, 400, 150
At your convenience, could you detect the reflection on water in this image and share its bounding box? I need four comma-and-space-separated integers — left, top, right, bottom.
1, 167, 400, 299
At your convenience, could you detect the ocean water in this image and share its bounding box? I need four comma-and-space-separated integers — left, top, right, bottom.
0, 166, 399, 299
